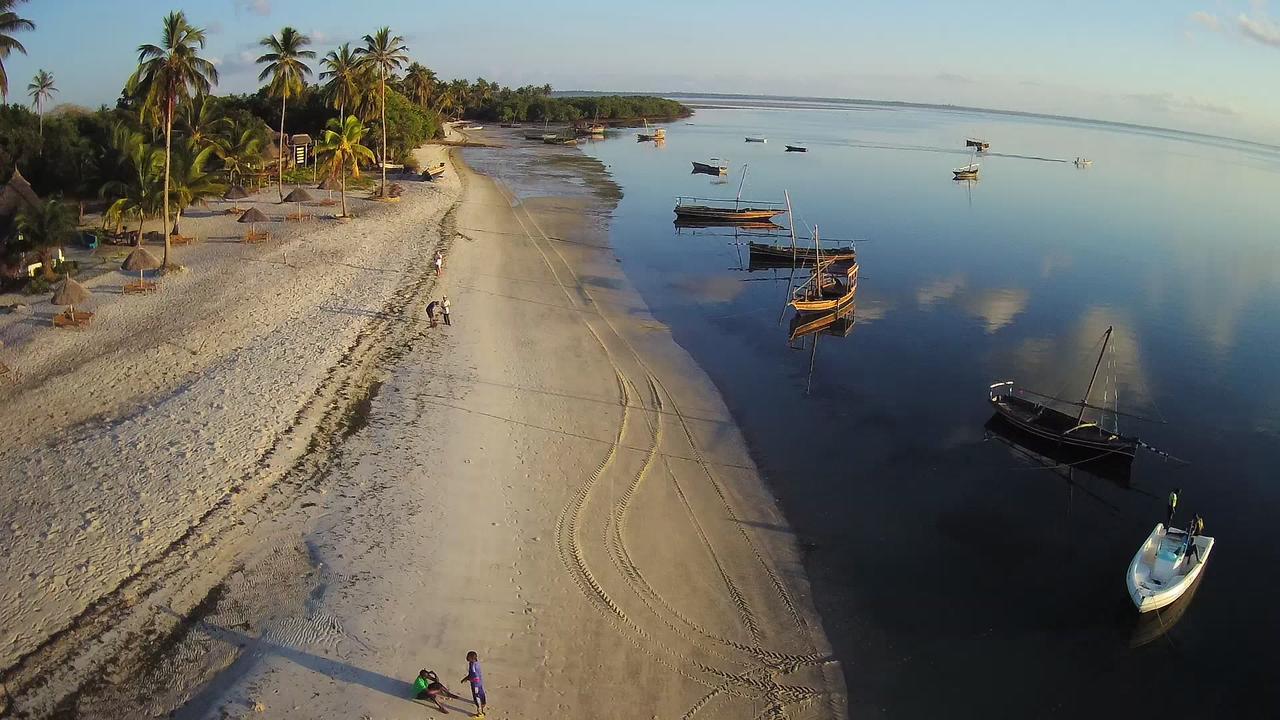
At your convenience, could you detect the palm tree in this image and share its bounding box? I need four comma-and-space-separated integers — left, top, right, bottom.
256, 27, 314, 201
446, 78, 470, 118
180, 94, 232, 154
167, 145, 225, 232
26, 68, 55, 139
402, 62, 436, 109
356, 27, 408, 197
218, 123, 268, 186
320, 43, 365, 125
128, 11, 218, 268
101, 126, 163, 243
314, 115, 374, 218
0, 0, 35, 105
16, 198, 76, 280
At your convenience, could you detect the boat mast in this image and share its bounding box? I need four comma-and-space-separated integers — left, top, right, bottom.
735, 165, 749, 211
1078, 325, 1114, 423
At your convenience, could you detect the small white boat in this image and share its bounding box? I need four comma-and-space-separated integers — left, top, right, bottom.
745, 136, 768, 143
1074, 157, 1093, 167
1127, 523, 1214, 613
953, 162, 980, 179
466, 125, 484, 130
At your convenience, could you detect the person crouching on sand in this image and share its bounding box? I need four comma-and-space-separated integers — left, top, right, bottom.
426, 299, 439, 328
414, 669, 462, 713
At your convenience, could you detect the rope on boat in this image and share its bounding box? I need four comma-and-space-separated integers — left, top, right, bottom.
1137, 440, 1189, 465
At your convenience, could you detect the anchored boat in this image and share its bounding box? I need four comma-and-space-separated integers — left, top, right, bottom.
989, 326, 1142, 458
691, 159, 729, 176
1127, 523, 1215, 613
673, 165, 787, 224
953, 162, 980, 180
966, 137, 990, 151
637, 119, 666, 141
785, 144, 807, 152
745, 136, 768, 143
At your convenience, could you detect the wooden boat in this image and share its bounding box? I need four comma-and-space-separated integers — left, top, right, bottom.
1127, 523, 1215, 613
988, 326, 1140, 457
673, 166, 786, 224
544, 135, 577, 145
790, 255, 858, 312
983, 414, 1133, 487
748, 241, 854, 263
576, 123, 606, 136
422, 162, 446, 180
637, 119, 666, 141
953, 163, 980, 180
785, 145, 807, 152
1075, 157, 1093, 167
745, 136, 767, 143
691, 159, 728, 176
465, 125, 484, 130
965, 137, 990, 151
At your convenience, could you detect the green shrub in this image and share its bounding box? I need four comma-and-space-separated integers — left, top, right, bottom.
23, 275, 51, 295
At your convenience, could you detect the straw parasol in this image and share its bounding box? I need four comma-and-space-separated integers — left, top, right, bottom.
238, 207, 270, 234
224, 185, 249, 211
317, 176, 339, 202
122, 246, 162, 283
51, 277, 92, 316
282, 187, 313, 220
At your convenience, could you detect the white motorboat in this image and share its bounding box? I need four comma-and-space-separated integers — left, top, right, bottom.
745, 136, 768, 143
1074, 157, 1093, 167
953, 162, 980, 179
1127, 523, 1214, 613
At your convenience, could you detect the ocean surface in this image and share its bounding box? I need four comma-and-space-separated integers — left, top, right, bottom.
472, 98, 1280, 717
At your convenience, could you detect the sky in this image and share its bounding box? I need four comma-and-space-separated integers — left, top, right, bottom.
5, 0, 1280, 142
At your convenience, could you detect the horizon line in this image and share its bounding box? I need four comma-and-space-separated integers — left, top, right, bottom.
554, 89, 1280, 155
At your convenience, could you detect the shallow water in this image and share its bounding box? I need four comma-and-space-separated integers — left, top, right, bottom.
565, 99, 1280, 717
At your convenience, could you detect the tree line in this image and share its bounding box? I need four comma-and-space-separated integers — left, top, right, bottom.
0, 2, 688, 276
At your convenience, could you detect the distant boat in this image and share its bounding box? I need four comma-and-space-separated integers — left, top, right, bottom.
576, 123, 606, 136
637, 119, 665, 141
466, 125, 484, 130
785, 145, 807, 152
1075, 157, 1093, 167
953, 163, 980, 180
745, 136, 768, 143
966, 137, 990, 151
544, 134, 577, 145
1127, 523, 1215, 613
691, 159, 728, 176
988, 325, 1140, 458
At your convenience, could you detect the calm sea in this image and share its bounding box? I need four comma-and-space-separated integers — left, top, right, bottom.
476, 97, 1280, 717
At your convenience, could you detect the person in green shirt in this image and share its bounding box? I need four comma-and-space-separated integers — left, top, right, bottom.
413, 669, 462, 713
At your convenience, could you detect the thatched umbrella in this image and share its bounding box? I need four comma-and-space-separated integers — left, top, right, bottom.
224, 185, 249, 212
238, 207, 270, 234
282, 187, 314, 220
122, 246, 162, 283
51, 277, 92, 317
317, 176, 339, 203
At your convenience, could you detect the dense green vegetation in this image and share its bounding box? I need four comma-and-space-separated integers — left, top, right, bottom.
0, 2, 689, 277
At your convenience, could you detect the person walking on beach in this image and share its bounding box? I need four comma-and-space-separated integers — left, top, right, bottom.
441, 296, 452, 326
435, 251, 444, 277
1167, 488, 1180, 524
460, 651, 486, 717
426, 299, 439, 328
413, 669, 462, 714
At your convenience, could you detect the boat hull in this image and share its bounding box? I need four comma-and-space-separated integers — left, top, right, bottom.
785, 145, 807, 152
674, 206, 787, 223
988, 394, 1138, 457
1127, 524, 1214, 612
791, 264, 858, 312
748, 242, 855, 262
691, 162, 728, 176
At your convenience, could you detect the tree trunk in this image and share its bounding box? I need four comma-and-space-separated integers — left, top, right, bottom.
39, 248, 54, 281
278, 93, 288, 201
161, 99, 173, 267
380, 69, 388, 197
340, 159, 348, 217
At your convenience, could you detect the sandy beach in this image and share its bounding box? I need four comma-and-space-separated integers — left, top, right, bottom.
0, 129, 844, 719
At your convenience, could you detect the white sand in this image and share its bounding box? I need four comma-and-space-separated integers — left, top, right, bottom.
0, 132, 845, 719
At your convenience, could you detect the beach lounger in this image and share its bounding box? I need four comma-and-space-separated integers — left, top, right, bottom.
243, 230, 271, 244
122, 280, 158, 295
285, 211, 314, 222
52, 309, 94, 329
169, 234, 197, 246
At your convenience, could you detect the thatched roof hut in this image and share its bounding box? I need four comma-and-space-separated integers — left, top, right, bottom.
223, 185, 249, 201
282, 187, 314, 204
122, 246, 162, 272
0, 168, 40, 218
237, 207, 269, 224
51, 277, 91, 306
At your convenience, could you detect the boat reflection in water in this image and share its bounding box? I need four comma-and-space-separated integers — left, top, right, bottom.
983, 414, 1134, 490
788, 302, 857, 394
1128, 569, 1206, 649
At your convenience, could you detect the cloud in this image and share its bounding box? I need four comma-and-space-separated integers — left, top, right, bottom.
916, 275, 965, 307
233, 0, 271, 17
936, 72, 972, 84
309, 30, 330, 45
1238, 11, 1280, 46
207, 20, 225, 35
963, 288, 1029, 334
1189, 11, 1222, 31
218, 50, 260, 75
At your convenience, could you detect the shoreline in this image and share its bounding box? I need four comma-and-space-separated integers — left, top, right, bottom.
0, 128, 846, 718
